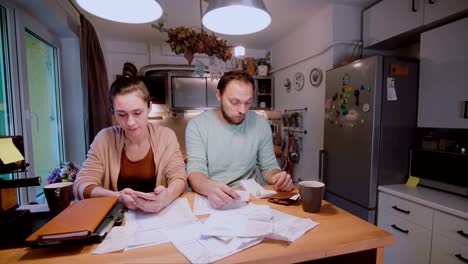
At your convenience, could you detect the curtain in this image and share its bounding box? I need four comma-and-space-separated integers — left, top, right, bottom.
80, 14, 112, 147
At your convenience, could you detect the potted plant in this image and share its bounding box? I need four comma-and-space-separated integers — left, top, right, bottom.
47, 161, 80, 184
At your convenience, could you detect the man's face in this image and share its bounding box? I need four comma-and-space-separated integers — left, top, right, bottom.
217, 80, 254, 125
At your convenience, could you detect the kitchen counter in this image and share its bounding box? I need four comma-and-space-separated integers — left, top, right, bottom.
378, 184, 468, 219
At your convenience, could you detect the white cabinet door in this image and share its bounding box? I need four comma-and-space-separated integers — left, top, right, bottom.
424, 0, 468, 25
378, 211, 432, 264
418, 17, 468, 128
431, 233, 468, 264
363, 0, 424, 47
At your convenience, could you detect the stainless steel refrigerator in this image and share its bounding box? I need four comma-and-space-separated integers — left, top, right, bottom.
320, 56, 419, 223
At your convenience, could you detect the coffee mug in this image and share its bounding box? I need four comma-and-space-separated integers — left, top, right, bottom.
299, 181, 325, 213
259, 102, 266, 108
44, 182, 74, 214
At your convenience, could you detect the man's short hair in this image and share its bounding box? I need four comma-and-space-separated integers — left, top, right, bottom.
217, 70, 255, 94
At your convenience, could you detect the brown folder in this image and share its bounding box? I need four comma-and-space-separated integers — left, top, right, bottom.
26, 196, 118, 242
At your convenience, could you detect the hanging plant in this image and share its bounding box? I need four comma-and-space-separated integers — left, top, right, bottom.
166, 26, 233, 65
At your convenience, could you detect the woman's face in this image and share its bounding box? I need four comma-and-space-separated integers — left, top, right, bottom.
113, 90, 150, 139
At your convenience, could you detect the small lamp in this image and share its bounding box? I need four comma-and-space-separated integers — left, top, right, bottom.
202, 0, 271, 35
234, 46, 246, 57
148, 103, 168, 120
76, 0, 163, 24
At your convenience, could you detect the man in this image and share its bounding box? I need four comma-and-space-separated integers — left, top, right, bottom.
186, 70, 293, 209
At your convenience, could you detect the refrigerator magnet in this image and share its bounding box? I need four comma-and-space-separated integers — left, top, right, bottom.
363, 103, 370, 112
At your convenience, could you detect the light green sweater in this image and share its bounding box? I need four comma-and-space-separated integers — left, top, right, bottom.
185, 110, 279, 187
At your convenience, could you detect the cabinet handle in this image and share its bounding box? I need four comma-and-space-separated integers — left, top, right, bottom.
457, 230, 468, 239
391, 224, 409, 234
392, 205, 410, 214
411, 0, 417, 12
455, 254, 468, 263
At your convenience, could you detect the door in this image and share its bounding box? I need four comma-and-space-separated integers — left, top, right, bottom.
363, 0, 424, 47
323, 56, 382, 209
423, 0, 468, 25
16, 10, 64, 200
418, 17, 468, 128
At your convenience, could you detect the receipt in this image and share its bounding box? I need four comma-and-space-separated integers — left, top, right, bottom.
92, 226, 128, 254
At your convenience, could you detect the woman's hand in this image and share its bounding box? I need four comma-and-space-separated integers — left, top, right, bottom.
131, 186, 171, 213
118, 188, 139, 210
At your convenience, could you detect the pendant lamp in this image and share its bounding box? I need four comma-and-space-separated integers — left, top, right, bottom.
202, 0, 271, 35
76, 0, 163, 24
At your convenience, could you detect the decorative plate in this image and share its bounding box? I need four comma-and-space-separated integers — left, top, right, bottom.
284, 78, 291, 93
293, 72, 305, 91
310, 68, 323, 87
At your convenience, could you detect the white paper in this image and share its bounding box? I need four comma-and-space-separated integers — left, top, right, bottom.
201, 205, 273, 238
126, 198, 197, 230
193, 191, 250, 215
126, 228, 169, 249
92, 226, 128, 254
267, 209, 319, 242
240, 179, 277, 198
124, 198, 197, 250
387, 77, 398, 101
163, 221, 263, 264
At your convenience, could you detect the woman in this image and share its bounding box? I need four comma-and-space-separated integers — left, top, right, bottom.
73, 76, 186, 213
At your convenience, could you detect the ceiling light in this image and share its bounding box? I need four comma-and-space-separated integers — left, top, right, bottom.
202, 0, 271, 35
76, 0, 163, 24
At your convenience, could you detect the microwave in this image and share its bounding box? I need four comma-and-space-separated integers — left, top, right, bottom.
410, 148, 468, 197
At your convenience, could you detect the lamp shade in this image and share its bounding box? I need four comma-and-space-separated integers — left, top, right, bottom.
76, 0, 163, 24
202, 0, 271, 35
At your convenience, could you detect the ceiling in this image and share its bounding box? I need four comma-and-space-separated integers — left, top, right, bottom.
74, 0, 375, 50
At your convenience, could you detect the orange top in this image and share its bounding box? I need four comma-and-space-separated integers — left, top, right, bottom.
117, 147, 156, 192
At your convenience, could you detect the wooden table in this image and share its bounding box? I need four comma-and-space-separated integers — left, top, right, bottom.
0, 191, 393, 264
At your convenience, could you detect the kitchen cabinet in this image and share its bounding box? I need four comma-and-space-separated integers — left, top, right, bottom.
378, 192, 432, 264
363, 0, 468, 48
253, 76, 274, 110
424, 0, 468, 25
378, 184, 468, 264
363, 0, 424, 48
169, 73, 219, 111
431, 211, 468, 264
417, 17, 468, 128
170, 73, 273, 111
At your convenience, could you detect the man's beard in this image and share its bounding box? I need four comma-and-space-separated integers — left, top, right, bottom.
220, 103, 245, 125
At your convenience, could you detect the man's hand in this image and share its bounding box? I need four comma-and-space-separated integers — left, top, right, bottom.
131, 186, 171, 213
118, 188, 139, 210
270, 171, 294, 191
205, 181, 240, 209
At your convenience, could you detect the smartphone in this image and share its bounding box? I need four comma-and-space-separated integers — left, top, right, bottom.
267, 194, 300, 206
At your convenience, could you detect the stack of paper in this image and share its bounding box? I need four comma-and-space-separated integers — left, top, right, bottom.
94, 195, 319, 263
166, 203, 318, 263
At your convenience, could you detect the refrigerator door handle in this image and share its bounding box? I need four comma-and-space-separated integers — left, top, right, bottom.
319, 150, 325, 182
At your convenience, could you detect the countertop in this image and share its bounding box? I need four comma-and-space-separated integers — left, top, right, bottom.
378, 184, 468, 220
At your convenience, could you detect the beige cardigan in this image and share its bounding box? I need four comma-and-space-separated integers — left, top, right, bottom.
73, 123, 186, 200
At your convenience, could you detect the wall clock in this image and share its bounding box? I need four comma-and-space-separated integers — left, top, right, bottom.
293, 72, 305, 91
310, 68, 323, 87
